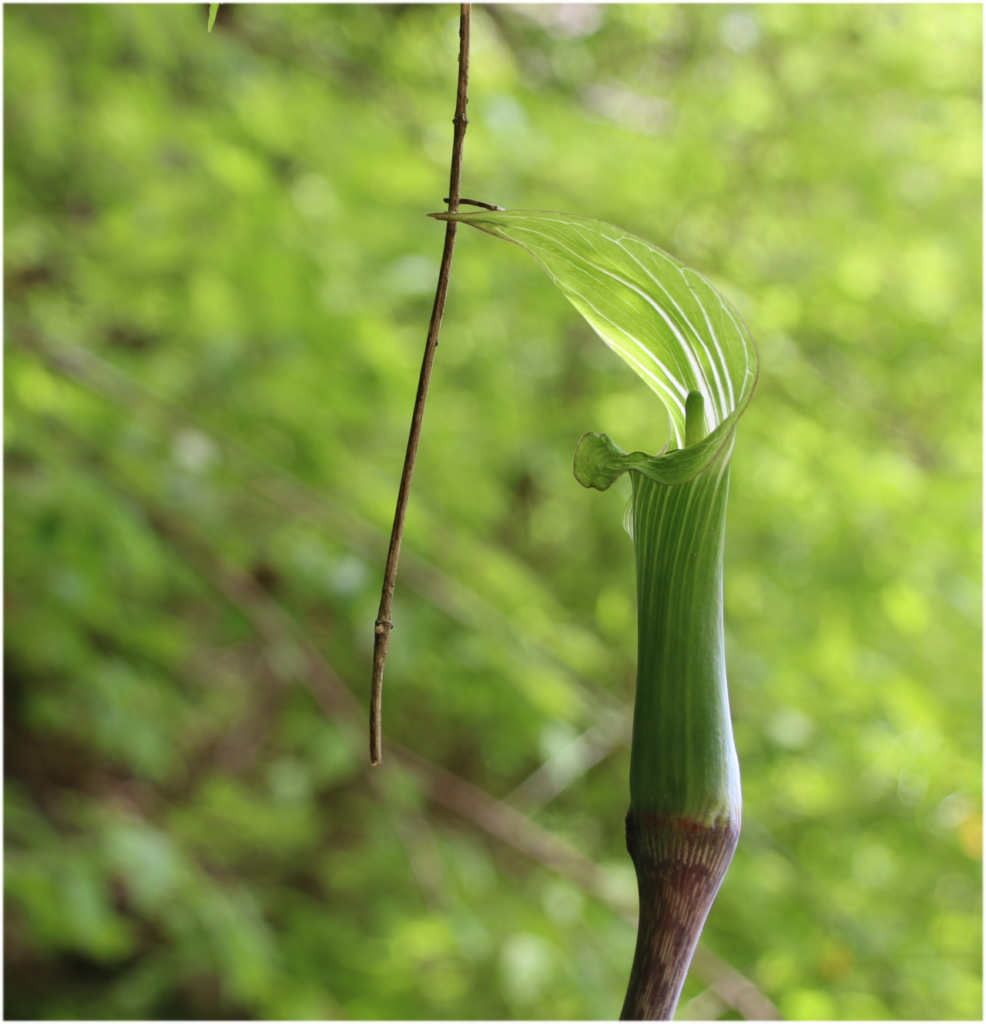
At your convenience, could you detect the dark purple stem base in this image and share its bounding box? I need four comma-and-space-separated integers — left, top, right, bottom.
620, 813, 740, 1021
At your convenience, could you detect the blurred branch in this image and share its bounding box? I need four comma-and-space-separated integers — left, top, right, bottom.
677, 984, 731, 1021
504, 710, 631, 814
687, 945, 782, 1021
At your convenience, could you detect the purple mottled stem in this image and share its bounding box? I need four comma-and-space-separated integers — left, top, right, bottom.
620, 814, 740, 1021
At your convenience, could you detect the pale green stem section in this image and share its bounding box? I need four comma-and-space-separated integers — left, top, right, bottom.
628, 442, 741, 827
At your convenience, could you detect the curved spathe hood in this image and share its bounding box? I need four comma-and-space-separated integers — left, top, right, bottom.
432, 209, 759, 487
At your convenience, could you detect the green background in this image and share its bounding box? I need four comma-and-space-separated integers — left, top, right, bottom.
5, 4, 981, 1019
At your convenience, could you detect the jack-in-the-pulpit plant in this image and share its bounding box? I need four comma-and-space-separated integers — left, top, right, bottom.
433, 210, 759, 1021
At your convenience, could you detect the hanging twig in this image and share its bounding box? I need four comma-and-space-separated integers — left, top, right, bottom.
369, 3, 472, 766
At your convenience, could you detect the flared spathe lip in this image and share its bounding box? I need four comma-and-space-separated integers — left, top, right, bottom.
574, 420, 739, 491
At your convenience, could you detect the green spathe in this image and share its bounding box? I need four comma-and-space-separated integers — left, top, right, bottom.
434, 208, 757, 827
629, 442, 740, 825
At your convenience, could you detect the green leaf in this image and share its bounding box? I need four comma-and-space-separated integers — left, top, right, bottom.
433, 210, 758, 486
208, 3, 220, 33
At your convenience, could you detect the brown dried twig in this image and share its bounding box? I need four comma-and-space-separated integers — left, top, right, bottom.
370, 2, 472, 766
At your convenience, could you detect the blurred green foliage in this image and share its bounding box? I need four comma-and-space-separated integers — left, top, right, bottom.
4, 3, 981, 1020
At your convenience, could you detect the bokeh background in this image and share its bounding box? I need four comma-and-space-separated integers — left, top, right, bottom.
4, 3, 982, 1020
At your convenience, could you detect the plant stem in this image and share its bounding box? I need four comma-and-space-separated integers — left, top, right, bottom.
621, 815, 739, 1020
370, 3, 471, 766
